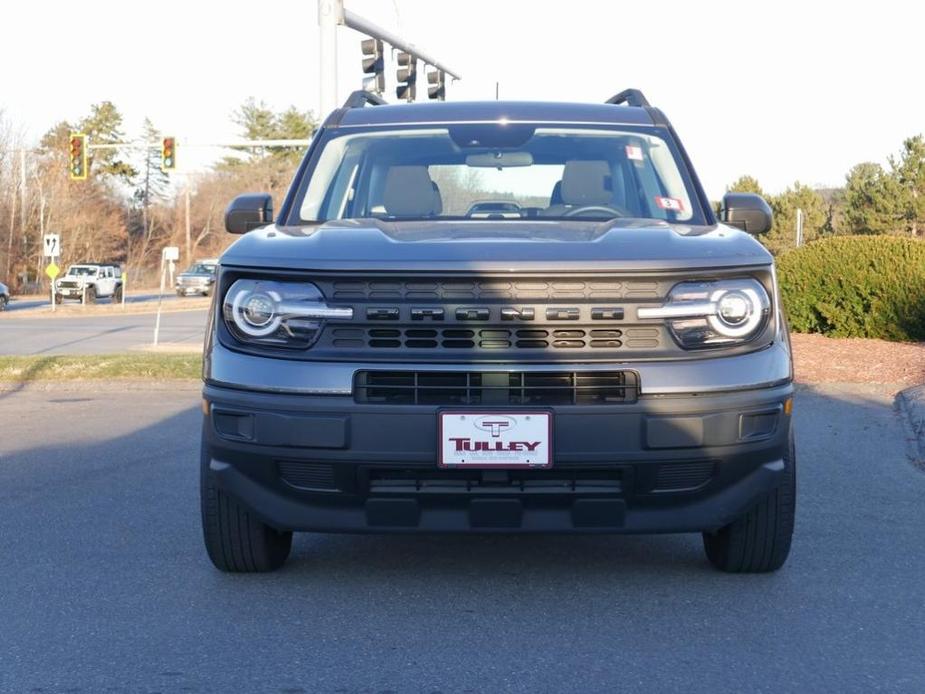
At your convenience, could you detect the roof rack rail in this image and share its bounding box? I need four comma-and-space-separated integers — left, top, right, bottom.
605, 89, 651, 108
342, 90, 388, 109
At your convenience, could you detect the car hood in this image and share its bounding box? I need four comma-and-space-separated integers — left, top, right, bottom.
177, 272, 213, 280
220, 218, 773, 272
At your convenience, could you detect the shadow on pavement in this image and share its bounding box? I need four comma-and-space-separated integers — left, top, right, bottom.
1, 384, 924, 692
0, 357, 59, 401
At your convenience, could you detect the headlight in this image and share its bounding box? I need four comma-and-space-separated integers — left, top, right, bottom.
222, 279, 352, 349
638, 279, 770, 349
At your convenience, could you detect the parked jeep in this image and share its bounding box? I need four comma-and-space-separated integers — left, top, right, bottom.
175, 259, 218, 297
54, 263, 123, 304
200, 90, 795, 574
0, 280, 9, 311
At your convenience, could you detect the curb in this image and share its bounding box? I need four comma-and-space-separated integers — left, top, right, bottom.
896, 385, 925, 470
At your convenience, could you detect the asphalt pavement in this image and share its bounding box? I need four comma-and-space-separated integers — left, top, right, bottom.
1, 383, 923, 692
0, 309, 208, 354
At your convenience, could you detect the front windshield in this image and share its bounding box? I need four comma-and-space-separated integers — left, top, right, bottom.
295, 125, 703, 224
186, 264, 215, 274
67, 266, 97, 276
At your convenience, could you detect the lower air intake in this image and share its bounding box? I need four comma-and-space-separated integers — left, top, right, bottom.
354, 370, 638, 406
654, 461, 715, 492
277, 461, 337, 491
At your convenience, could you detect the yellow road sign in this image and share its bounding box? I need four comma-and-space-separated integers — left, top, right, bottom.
45, 263, 60, 280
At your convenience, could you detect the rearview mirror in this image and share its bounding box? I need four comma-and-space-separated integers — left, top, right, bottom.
225, 193, 273, 234
465, 152, 534, 168
720, 193, 773, 235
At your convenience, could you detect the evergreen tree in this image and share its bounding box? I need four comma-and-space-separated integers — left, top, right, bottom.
843, 162, 901, 235
130, 118, 171, 241
726, 175, 765, 196
889, 135, 925, 236
224, 98, 317, 165
79, 101, 137, 183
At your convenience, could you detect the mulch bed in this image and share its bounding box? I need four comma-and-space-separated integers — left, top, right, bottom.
791, 333, 925, 386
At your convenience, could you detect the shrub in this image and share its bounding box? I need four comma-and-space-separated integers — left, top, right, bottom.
776, 235, 925, 341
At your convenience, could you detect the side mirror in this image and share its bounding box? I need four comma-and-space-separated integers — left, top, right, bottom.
225, 193, 273, 234
720, 193, 773, 235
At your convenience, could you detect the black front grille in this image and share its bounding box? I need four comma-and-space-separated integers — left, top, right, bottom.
367, 467, 623, 495
328, 278, 661, 301
354, 370, 638, 405
333, 327, 626, 351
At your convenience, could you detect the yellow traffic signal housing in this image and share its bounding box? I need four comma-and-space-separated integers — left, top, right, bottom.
69, 133, 88, 180
161, 137, 177, 171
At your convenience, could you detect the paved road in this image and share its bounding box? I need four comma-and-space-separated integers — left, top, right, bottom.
1, 383, 923, 692
0, 309, 208, 354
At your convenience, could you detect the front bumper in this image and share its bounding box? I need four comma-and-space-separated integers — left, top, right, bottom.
56, 286, 85, 297
202, 380, 793, 534
176, 283, 210, 295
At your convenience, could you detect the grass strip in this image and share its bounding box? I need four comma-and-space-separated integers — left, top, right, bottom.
0, 354, 202, 382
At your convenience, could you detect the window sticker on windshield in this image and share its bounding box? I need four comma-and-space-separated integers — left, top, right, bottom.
625, 145, 644, 161
655, 196, 684, 211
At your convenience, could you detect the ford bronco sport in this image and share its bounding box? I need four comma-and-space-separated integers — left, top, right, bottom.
201, 89, 795, 574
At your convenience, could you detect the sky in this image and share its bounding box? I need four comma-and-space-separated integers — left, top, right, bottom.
2, 0, 924, 199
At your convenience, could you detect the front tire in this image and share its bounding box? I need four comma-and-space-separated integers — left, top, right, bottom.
703, 433, 796, 573
200, 443, 292, 572
0, 296, 7, 311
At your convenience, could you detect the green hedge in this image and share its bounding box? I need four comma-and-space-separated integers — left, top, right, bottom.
777, 235, 925, 341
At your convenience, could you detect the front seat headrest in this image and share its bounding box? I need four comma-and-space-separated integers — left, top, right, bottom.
560, 160, 613, 207
383, 166, 441, 217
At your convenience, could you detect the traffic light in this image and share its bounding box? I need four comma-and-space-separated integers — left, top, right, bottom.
395, 51, 417, 102
361, 38, 385, 94
427, 68, 446, 101
68, 133, 87, 181
161, 137, 177, 171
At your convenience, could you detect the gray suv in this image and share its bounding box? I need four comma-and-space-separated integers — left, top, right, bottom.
201, 89, 795, 574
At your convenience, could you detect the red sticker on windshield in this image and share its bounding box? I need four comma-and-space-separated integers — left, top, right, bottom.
655, 196, 684, 211
625, 145, 644, 161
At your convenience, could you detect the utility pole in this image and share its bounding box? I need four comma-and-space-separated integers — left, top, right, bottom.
6, 186, 15, 282
318, 0, 342, 118
19, 150, 26, 265
185, 187, 191, 263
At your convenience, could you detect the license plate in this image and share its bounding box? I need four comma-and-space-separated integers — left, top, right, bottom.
439, 411, 552, 468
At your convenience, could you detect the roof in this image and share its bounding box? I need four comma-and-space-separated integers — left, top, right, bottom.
334, 100, 656, 128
